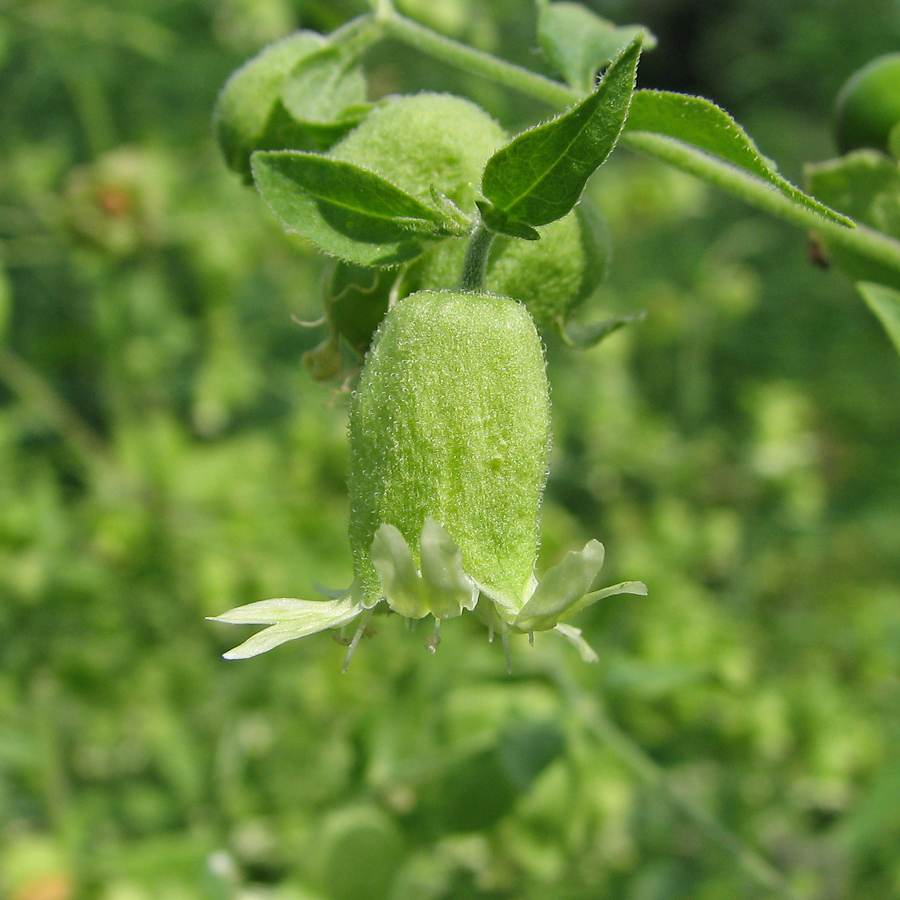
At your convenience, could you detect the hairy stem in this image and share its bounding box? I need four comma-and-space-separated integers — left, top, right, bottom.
458, 221, 496, 292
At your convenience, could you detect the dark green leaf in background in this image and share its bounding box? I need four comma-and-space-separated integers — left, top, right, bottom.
479, 37, 641, 237
857, 281, 900, 357
538, 0, 656, 94
252, 151, 453, 267
560, 309, 646, 349
625, 90, 853, 226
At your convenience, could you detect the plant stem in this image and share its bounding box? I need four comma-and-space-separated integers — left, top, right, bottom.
382, 11, 575, 109
458, 221, 495, 292
585, 704, 807, 900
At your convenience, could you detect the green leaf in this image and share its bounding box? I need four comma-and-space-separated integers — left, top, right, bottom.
479, 37, 641, 235
625, 90, 852, 227
252, 151, 452, 267
514, 539, 606, 632
277, 44, 373, 150
281, 45, 368, 124
857, 281, 900, 357
208, 596, 363, 659
560, 310, 646, 348
538, 1, 656, 94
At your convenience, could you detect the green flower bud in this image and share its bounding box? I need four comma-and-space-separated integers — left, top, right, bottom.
215, 30, 326, 181
330, 92, 508, 213
211, 287, 646, 665
348, 289, 551, 609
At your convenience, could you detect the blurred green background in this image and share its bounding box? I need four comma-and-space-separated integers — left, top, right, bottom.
2, 1, 900, 898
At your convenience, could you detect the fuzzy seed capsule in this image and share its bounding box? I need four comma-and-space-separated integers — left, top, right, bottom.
348, 290, 551, 609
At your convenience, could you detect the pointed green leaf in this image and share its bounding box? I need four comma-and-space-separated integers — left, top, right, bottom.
625, 90, 853, 226
210, 596, 363, 659
538, 1, 656, 94
514, 539, 606, 632
419, 517, 478, 618
252, 151, 451, 266
857, 282, 900, 357
371, 524, 429, 619
480, 37, 641, 233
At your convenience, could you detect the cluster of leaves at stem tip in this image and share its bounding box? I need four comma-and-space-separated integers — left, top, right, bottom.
207, 1, 865, 669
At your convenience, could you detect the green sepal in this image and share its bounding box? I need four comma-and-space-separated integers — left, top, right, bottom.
252, 151, 456, 266
479, 36, 640, 232
514, 539, 606, 632
538, 1, 656, 94
857, 281, 900, 358
626, 90, 853, 227
208, 595, 364, 659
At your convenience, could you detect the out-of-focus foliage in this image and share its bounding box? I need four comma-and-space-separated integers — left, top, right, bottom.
1, 2, 899, 900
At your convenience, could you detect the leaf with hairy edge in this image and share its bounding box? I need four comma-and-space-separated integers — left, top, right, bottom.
479, 37, 641, 236
625, 90, 853, 226
857, 282, 900, 357
252, 151, 456, 267
538, 1, 656, 94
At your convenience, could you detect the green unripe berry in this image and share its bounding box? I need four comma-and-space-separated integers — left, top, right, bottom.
330, 92, 508, 213
215, 31, 325, 180
835, 53, 900, 154
349, 290, 551, 607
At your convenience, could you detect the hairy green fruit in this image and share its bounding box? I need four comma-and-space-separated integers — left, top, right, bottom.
835, 53, 900, 154
348, 290, 551, 607
330, 93, 507, 213
215, 31, 325, 180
